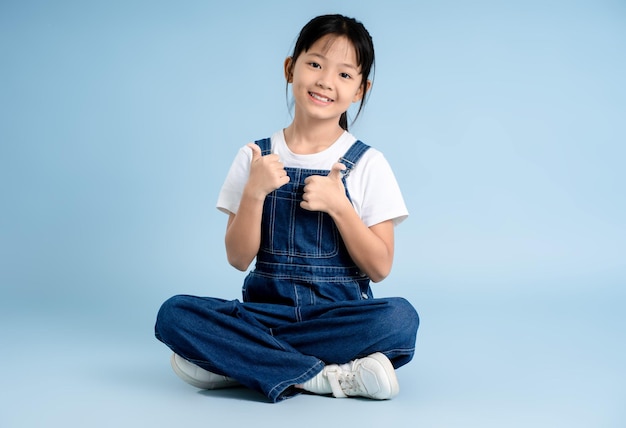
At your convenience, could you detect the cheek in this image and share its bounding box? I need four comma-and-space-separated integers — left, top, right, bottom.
292, 74, 311, 91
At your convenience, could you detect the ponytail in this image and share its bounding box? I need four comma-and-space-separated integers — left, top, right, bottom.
339, 112, 349, 131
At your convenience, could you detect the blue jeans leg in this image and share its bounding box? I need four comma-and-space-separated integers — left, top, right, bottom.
155, 295, 419, 402
274, 297, 419, 368
155, 295, 323, 402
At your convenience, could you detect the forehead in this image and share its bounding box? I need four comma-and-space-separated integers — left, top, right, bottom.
305, 35, 359, 67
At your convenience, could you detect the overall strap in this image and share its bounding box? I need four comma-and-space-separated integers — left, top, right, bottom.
338, 140, 371, 178
254, 138, 272, 156
254, 137, 370, 175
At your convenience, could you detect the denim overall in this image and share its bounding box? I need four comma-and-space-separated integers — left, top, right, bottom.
155, 138, 419, 402
243, 137, 373, 306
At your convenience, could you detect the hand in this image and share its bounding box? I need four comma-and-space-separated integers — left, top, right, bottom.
301, 162, 349, 214
244, 143, 290, 199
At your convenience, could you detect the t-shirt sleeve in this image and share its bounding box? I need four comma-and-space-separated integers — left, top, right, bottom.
216, 146, 252, 215
353, 151, 409, 227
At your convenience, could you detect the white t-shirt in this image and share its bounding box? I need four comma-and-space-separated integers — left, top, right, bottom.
217, 130, 408, 227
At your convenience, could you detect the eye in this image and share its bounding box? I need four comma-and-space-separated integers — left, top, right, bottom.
340, 72, 352, 79
308, 62, 321, 69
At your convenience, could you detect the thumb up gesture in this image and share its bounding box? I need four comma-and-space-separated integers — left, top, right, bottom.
245, 143, 290, 199
301, 162, 349, 214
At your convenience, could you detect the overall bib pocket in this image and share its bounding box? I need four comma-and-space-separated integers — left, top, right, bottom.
260, 171, 340, 258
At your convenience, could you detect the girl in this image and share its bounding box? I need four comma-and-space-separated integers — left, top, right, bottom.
155, 14, 419, 403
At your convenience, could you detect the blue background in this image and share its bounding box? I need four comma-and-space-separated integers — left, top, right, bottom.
1, 0, 624, 426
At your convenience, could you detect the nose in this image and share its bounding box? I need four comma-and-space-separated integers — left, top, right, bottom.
316, 80, 331, 90
316, 70, 332, 90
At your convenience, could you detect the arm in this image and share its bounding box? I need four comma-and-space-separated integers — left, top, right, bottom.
331, 210, 395, 283
300, 163, 394, 282
225, 143, 289, 271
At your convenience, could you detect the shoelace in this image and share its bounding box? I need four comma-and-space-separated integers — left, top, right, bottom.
325, 365, 363, 398
338, 372, 364, 396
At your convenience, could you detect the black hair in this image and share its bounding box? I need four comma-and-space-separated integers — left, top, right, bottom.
287, 14, 375, 131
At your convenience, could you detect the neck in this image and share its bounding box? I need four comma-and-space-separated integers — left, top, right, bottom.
283, 117, 345, 155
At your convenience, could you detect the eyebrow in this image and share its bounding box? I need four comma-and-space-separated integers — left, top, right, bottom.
306, 52, 359, 71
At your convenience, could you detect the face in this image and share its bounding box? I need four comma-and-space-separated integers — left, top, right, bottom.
285, 35, 370, 125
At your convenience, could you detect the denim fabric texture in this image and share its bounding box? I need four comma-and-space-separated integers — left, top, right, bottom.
155, 138, 419, 402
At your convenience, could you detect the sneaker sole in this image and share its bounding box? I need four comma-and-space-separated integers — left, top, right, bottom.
170, 354, 239, 390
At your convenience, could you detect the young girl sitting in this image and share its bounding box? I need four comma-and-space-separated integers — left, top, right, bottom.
155, 13, 419, 403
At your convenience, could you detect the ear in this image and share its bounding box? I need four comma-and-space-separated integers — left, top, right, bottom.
352, 79, 372, 102
284, 57, 294, 83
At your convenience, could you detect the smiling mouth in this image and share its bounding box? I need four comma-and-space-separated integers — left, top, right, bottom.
309, 92, 333, 103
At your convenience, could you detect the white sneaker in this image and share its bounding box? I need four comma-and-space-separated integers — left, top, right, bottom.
170, 353, 239, 389
324, 352, 399, 400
